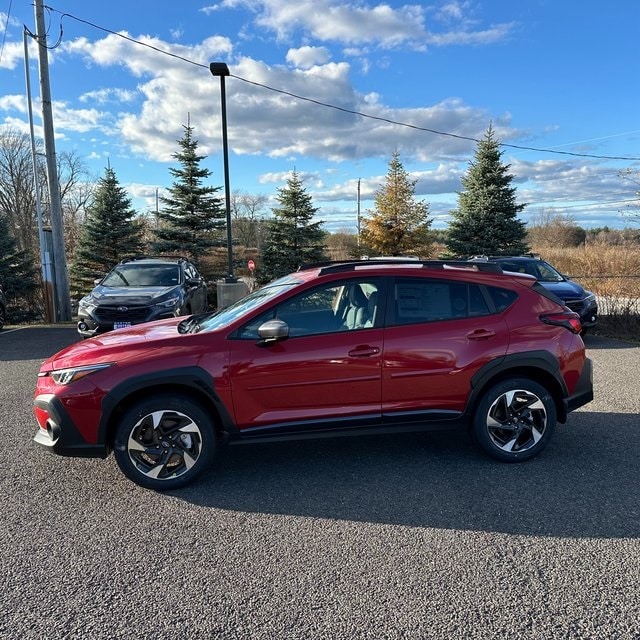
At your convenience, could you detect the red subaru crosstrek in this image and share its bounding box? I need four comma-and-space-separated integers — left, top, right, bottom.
34, 260, 593, 490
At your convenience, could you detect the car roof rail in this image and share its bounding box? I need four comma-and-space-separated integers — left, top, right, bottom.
467, 253, 542, 260
300, 259, 504, 275
119, 255, 189, 264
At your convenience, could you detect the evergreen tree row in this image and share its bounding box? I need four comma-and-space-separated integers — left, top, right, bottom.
1, 122, 533, 324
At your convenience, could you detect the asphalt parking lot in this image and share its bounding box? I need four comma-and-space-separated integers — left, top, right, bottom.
0, 326, 638, 639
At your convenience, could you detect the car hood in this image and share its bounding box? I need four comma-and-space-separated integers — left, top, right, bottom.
538, 279, 586, 300
88, 285, 178, 305
41, 317, 185, 372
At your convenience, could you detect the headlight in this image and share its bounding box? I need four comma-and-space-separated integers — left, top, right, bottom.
78, 296, 97, 313
154, 295, 180, 309
47, 363, 113, 385
584, 292, 596, 302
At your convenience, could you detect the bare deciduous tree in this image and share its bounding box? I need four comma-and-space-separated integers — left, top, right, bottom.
0, 128, 94, 260
230, 189, 269, 249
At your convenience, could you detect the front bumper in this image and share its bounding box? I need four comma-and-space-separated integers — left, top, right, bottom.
33, 393, 108, 458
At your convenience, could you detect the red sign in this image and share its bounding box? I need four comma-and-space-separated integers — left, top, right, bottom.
248, 259, 256, 271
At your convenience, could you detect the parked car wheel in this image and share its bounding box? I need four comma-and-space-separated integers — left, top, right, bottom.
473, 379, 556, 462
113, 395, 215, 490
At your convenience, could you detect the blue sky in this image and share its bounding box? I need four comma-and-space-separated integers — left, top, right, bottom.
1, 0, 639, 232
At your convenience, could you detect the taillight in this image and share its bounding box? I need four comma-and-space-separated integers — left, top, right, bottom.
540, 311, 582, 334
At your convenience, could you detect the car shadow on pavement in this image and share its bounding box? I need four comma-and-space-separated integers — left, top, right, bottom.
0, 326, 79, 362
176, 411, 639, 540
583, 334, 638, 350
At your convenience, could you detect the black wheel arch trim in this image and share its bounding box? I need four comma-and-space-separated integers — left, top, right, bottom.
467, 350, 569, 422
99, 366, 238, 447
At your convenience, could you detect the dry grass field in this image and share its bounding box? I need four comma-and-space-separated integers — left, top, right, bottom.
532, 244, 640, 341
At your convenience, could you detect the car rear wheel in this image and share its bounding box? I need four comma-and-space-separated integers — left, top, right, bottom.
113, 394, 215, 490
473, 378, 556, 462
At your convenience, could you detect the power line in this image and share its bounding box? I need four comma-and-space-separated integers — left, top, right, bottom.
43, 5, 640, 162
0, 0, 13, 65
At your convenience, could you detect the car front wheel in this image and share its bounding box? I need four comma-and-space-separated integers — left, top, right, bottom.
113, 394, 215, 490
473, 378, 556, 462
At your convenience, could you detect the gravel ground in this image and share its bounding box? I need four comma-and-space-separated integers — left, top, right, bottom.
0, 327, 638, 640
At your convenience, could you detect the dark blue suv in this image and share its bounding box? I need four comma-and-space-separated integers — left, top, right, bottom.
470, 255, 597, 333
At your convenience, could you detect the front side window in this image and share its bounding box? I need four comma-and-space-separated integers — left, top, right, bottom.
237, 279, 380, 339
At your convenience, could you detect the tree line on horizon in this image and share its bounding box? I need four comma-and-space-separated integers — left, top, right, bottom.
0, 123, 639, 322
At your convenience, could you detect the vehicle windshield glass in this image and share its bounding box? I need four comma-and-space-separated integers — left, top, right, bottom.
195, 277, 300, 333
102, 265, 180, 287
497, 260, 564, 283
535, 261, 565, 282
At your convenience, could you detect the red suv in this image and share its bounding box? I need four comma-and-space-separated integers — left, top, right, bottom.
34, 260, 593, 490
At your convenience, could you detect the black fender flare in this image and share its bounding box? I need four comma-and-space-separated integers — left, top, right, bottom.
467, 350, 569, 422
98, 366, 239, 447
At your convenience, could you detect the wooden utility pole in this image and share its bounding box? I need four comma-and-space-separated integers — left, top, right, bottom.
33, 0, 72, 321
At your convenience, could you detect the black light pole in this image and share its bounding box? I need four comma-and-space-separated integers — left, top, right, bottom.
209, 62, 235, 281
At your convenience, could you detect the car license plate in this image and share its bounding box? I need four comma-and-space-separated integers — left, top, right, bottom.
113, 321, 131, 330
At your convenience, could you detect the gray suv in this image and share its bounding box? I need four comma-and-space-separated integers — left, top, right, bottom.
77, 256, 208, 338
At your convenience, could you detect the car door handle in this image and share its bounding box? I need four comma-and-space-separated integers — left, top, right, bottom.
348, 345, 381, 357
467, 329, 496, 340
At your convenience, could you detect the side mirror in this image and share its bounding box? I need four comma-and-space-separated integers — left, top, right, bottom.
257, 319, 289, 344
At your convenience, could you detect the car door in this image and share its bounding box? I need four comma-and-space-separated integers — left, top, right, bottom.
380, 276, 510, 420
184, 262, 207, 312
227, 278, 384, 433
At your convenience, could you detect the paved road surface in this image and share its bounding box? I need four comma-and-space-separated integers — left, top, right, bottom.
0, 327, 638, 639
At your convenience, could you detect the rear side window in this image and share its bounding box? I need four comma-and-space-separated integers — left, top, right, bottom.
392, 279, 491, 325
486, 286, 518, 312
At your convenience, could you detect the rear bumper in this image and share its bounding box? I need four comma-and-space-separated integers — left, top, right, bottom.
565, 357, 594, 414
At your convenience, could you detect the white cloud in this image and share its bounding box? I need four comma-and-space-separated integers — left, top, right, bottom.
204, 0, 514, 50
0, 94, 25, 112
0, 40, 24, 70
286, 46, 331, 69
80, 88, 137, 104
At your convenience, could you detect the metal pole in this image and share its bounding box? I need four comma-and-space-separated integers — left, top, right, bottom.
23, 27, 53, 322
33, 0, 72, 321
219, 74, 234, 280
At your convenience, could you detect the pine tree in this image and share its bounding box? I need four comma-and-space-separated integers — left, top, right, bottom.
360, 151, 433, 257
446, 125, 529, 256
259, 171, 326, 282
0, 212, 38, 321
70, 166, 144, 298
152, 123, 225, 267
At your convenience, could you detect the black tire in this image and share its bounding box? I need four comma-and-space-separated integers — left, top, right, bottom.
113, 394, 216, 490
473, 378, 556, 462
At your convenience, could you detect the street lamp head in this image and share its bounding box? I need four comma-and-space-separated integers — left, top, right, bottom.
209, 62, 230, 77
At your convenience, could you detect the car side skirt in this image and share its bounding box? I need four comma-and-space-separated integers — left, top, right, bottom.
230, 410, 465, 444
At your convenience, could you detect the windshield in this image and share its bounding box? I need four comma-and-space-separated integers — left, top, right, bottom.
195, 276, 300, 333
497, 259, 564, 283
102, 264, 180, 287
